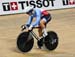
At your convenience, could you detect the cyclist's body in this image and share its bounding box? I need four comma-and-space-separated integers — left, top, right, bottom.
22, 6, 51, 38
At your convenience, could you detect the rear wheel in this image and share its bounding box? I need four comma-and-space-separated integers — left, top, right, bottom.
17, 32, 34, 52
45, 31, 58, 50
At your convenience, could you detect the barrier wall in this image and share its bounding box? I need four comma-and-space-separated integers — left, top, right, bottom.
0, 0, 75, 15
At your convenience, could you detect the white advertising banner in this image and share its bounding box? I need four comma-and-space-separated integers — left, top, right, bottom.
0, 0, 75, 15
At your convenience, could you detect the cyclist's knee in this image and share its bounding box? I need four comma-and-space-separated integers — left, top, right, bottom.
40, 20, 46, 28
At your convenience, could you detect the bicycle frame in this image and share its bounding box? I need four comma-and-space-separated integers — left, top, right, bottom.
30, 31, 39, 40
25, 26, 40, 41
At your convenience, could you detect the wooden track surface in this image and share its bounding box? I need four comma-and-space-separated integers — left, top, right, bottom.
0, 8, 75, 57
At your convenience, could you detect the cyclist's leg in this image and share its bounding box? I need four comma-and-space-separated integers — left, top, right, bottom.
40, 19, 47, 37
38, 27, 42, 37
39, 14, 51, 37
38, 20, 46, 39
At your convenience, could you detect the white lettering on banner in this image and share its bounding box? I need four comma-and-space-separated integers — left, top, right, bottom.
0, 0, 75, 15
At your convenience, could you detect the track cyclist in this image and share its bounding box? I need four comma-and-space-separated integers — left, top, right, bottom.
21, 6, 52, 39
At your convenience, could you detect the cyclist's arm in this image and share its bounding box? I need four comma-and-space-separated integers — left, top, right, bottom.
26, 15, 33, 25
31, 10, 41, 27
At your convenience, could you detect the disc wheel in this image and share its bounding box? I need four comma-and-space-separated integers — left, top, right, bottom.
17, 32, 34, 52
45, 31, 58, 50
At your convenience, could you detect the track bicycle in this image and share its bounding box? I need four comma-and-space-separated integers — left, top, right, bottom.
17, 25, 59, 52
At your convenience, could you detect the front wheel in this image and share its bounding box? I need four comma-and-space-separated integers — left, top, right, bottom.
44, 31, 58, 50
17, 32, 34, 52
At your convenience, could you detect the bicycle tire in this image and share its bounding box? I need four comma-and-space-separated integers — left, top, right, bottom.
17, 32, 34, 52
45, 31, 58, 50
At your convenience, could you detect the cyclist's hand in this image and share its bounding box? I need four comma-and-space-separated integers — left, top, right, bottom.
21, 24, 26, 31
21, 24, 30, 31
28, 25, 33, 31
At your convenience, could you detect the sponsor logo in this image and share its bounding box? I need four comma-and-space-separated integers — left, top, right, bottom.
2, 0, 55, 11
62, 0, 75, 5
69, 0, 75, 5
